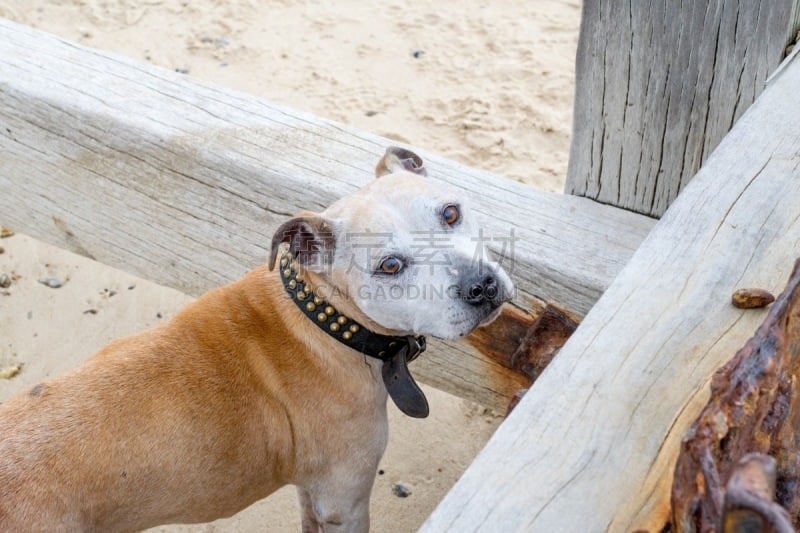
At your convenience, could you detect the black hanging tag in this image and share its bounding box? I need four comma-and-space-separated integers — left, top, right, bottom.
381, 343, 429, 418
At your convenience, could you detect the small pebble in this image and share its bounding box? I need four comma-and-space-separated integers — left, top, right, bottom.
0, 246, 5, 254
392, 483, 411, 498
378, 469, 385, 476
0, 363, 22, 380
412, 50, 425, 58
128, 284, 136, 290
156, 312, 163, 319
0, 227, 14, 238
0, 273, 11, 289
38, 277, 63, 289
731, 288, 775, 309
365, 110, 378, 117
175, 67, 190, 74
83, 309, 98, 315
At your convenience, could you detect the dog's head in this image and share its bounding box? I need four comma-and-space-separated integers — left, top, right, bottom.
269, 147, 514, 340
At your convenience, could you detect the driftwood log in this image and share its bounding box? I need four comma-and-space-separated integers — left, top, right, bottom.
671, 259, 800, 532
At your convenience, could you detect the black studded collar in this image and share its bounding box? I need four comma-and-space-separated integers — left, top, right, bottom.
278, 252, 429, 418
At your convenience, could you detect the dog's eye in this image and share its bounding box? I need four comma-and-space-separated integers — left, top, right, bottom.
442, 204, 460, 226
378, 257, 403, 275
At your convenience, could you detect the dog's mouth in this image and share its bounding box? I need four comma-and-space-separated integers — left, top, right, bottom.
436, 304, 504, 340
481, 304, 504, 326
467, 304, 504, 334
465, 283, 511, 326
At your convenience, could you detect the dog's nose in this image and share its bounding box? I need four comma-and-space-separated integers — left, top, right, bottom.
462, 274, 500, 306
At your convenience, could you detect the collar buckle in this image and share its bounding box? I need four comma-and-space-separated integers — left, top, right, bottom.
405, 335, 427, 363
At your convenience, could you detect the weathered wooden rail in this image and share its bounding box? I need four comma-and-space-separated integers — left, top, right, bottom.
0, 19, 653, 411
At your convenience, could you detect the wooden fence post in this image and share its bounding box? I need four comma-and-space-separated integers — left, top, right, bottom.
566, 0, 800, 217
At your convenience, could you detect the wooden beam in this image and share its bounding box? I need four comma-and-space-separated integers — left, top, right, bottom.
0, 20, 654, 411
566, 0, 800, 217
422, 41, 800, 531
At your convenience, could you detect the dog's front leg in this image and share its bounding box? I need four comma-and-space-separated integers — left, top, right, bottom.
298, 487, 321, 533
300, 466, 376, 533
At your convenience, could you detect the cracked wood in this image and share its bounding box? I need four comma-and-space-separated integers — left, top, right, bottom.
566, 0, 800, 217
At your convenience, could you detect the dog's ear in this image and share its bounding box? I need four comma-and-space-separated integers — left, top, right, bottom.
269, 214, 336, 273
375, 146, 427, 178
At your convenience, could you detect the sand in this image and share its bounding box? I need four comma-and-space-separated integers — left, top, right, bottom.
0, 0, 580, 191
0, 1, 580, 530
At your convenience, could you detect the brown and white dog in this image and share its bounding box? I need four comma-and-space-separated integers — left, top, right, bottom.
0, 147, 513, 532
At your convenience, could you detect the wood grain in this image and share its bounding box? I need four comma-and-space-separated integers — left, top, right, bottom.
423, 42, 800, 532
0, 20, 654, 410
566, 0, 800, 217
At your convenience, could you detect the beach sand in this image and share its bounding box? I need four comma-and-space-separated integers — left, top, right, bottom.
0, 0, 580, 191
0, 1, 580, 530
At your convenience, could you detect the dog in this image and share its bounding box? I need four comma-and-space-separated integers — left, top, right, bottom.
0, 147, 514, 532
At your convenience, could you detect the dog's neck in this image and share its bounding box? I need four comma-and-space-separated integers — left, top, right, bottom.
277, 252, 430, 418
277, 253, 423, 362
